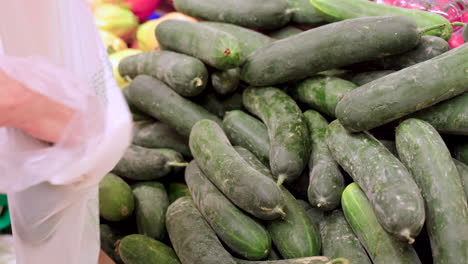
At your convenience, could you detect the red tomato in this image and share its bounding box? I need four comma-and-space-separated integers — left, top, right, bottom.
125, 0, 161, 22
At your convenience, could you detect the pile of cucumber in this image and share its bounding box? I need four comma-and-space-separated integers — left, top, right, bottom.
100, 0, 468, 263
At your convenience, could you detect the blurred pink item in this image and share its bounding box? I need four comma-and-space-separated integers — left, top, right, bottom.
449, 28, 465, 48
125, 0, 161, 22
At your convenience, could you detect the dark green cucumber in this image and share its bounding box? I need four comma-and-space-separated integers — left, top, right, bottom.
117, 234, 180, 264
286, 0, 326, 26
122, 87, 153, 121
156, 20, 243, 70
412, 93, 468, 135
396, 118, 468, 263
350, 70, 395, 86
453, 158, 468, 200
174, 0, 291, 30
310, 0, 452, 39
119, 51, 208, 96
189, 119, 285, 220
326, 121, 425, 242
304, 110, 344, 211
235, 256, 339, 264
336, 42, 468, 132
269, 26, 303, 39
112, 145, 185, 181
132, 182, 169, 240
222, 110, 270, 165
234, 146, 272, 177
99, 173, 135, 222
290, 76, 356, 118
342, 183, 422, 264
243, 87, 310, 184
185, 161, 271, 260
196, 91, 244, 118
127, 75, 221, 138
296, 200, 324, 234
132, 121, 191, 157
211, 68, 240, 95
166, 197, 236, 264
166, 183, 190, 204
321, 210, 372, 264
454, 140, 468, 165
241, 16, 420, 86
100, 224, 124, 263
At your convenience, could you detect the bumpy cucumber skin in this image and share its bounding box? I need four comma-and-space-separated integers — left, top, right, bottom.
99, 173, 135, 222
286, 0, 326, 26
174, 0, 291, 30
189, 120, 285, 220
112, 145, 184, 180
290, 76, 356, 118
118, 51, 208, 97
321, 210, 372, 264
341, 183, 422, 264
453, 159, 468, 201
350, 70, 395, 86
241, 16, 420, 86
156, 20, 244, 70
310, 0, 452, 40
166, 183, 191, 204
211, 68, 240, 95
326, 120, 425, 242
166, 197, 236, 264
304, 110, 344, 211
132, 121, 191, 157
117, 234, 180, 264
336, 43, 468, 132
222, 110, 270, 165
235, 256, 331, 264
132, 182, 169, 240
128, 75, 221, 138
412, 93, 468, 136
396, 119, 468, 264
243, 87, 310, 183
185, 161, 271, 260
269, 26, 303, 39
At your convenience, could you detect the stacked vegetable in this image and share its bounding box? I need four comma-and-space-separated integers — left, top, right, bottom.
99, 0, 468, 264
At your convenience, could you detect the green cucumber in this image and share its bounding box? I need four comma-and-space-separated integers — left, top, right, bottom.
166, 197, 236, 264
211, 68, 240, 95
286, 0, 326, 26
326, 121, 425, 242
310, 0, 452, 39
122, 87, 153, 121
341, 183, 422, 264
235, 256, 344, 264
189, 119, 285, 220
290, 76, 357, 118
174, 0, 291, 30
349, 70, 395, 86
156, 20, 243, 70
118, 51, 208, 97
99, 173, 135, 222
304, 110, 344, 210
241, 16, 420, 86
396, 118, 468, 263
454, 139, 468, 165
132, 182, 169, 240
412, 93, 468, 135
320, 210, 372, 264
269, 26, 303, 39
127, 75, 221, 138
243, 87, 310, 184
166, 183, 190, 204
132, 121, 191, 157
185, 161, 271, 260
100, 224, 124, 263
112, 145, 185, 181
234, 146, 272, 177
296, 200, 324, 234
117, 234, 180, 264
196, 91, 244, 118
453, 158, 468, 200
222, 110, 270, 165
335, 42, 468, 132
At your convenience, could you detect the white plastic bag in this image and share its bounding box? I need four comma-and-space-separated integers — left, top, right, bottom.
0, 235, 15, 264
0, 0, 132, 263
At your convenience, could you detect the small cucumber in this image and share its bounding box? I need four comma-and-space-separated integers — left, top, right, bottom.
112, 145, 185, 181
211, 68, 241, 95
132, 182, 169, 240
222, 110, 270, 165
341, 183, 422, 264
349, 70, 395, 86
185, 161, 271, 260
189, 119, 285, 220
304, 110, 344, 211
235, 256, 341, 264
117, 234, 180, 264
396, 118, 468, 263
118, 51, 208, 97
320, 210, 372, 264
166, 183, 190, 204
196, 91, 244, 118
132, 121, 191, 158
454, 139, 468, 165
453, 158, 468, 201
243, 87, 310, 184
290, 76, 356, 118
286, 0, 326, 26
127, 75, 221, 138
166, 197, 236, 264
326, 121, 425, 242
174, 0, 291, 30
269, 26, 303, 39
156, 20, 244, 70
99, 173, 135, 222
